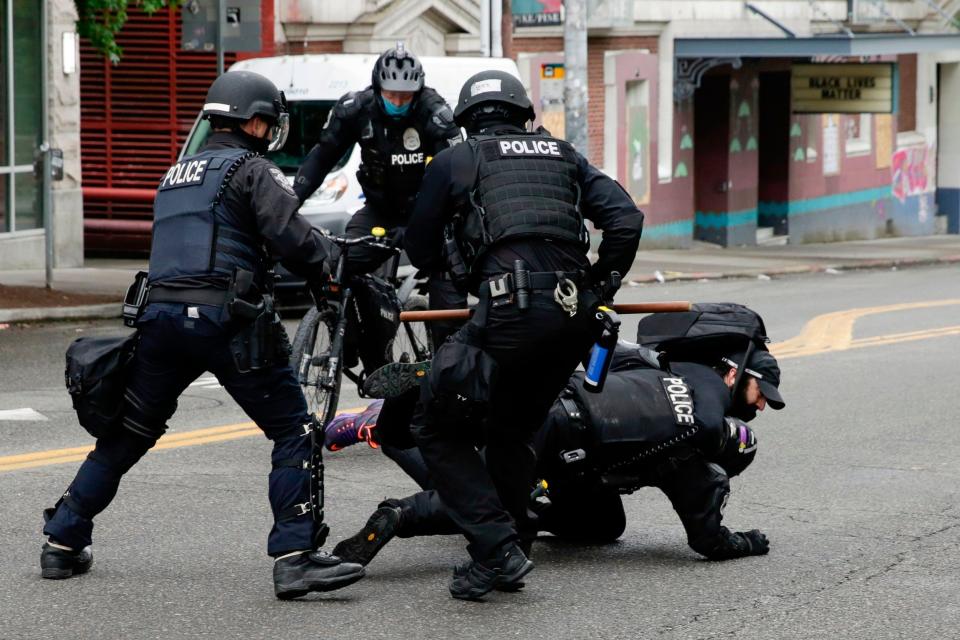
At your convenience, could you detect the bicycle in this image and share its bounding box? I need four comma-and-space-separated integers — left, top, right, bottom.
289, 228, 433, 426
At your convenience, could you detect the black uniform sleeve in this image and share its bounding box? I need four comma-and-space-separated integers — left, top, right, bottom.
418, 88, 462, 156
403, 144, 465, 271
293, 92, 362, 203
243, 157, 338, 281
575, 153, 644, 285
658, 459, 769, 560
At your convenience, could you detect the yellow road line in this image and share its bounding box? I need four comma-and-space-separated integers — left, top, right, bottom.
0, 408, 364, 473
5, 298, 960, 473
770, 299, 960, 358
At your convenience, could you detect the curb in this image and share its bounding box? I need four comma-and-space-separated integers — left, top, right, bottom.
626, 254, 960, 285
0, 304, 119, 324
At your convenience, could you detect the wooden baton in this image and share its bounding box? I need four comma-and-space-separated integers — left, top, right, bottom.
399, 301, 692, 322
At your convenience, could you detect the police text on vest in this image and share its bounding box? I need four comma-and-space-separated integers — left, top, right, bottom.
660, 377, 695, 426
161, 159, 209, 188
498, 139, 562, 157
391, 152, 424, 166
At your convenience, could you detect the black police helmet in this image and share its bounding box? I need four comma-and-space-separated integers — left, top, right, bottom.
203, 70, 287, 123
372, 43, 424, 93
454, 70, 535, 127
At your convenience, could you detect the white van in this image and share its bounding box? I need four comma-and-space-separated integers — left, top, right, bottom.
181, 54, 522, 238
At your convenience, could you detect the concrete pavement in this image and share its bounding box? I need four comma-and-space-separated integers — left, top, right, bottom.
1, 235, 958, 322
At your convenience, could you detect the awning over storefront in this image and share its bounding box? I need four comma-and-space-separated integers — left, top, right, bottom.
676, 33, 960, 58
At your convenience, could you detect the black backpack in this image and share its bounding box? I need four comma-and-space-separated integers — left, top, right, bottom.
635, 302, 770, 366
64, 333, 138, 438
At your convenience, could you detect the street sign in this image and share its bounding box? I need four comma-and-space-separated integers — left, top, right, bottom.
791, 63, 894, 114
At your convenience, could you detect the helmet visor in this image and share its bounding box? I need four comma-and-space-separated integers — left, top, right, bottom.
266, 112, 289, 153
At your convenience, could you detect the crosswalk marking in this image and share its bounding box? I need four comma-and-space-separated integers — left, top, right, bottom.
0, 408, 48, 421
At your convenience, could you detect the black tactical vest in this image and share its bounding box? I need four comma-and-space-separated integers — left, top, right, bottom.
356, 114, 429, 210
457, 132, 587, 268
148, 147, 264, 287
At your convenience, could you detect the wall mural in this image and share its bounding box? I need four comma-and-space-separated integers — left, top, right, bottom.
891, 145, 936, 204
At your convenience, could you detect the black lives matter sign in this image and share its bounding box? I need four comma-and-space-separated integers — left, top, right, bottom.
791, 63, 893, 114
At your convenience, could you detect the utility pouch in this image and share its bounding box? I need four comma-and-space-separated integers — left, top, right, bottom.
122, 271, 149, 328
229, 294, 289, 373
420, 284, 498, 429
442, 222, 470, 293
225, 268, 261, 321
64, 332, 139, 438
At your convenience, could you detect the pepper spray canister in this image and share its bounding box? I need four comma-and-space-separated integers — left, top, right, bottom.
583, 306, 620, 393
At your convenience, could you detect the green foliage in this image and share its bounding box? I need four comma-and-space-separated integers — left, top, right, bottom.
74, 0, 180, 63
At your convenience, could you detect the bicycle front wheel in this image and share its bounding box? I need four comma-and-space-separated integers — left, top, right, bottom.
290, 305, 342, 425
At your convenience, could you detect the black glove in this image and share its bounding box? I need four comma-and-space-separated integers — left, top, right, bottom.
386, 226, 406, 249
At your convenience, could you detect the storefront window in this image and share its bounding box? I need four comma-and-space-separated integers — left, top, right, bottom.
845, 114, 872, 156
0, 0, 43, 233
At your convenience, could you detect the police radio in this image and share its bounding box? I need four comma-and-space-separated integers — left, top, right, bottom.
583, 306, 620, 393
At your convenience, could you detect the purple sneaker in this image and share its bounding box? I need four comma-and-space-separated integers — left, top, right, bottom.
324, 401, 384, 451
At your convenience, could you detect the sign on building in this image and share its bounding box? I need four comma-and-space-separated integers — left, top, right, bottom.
792, 64, 893, 114
514, 0, 562, 27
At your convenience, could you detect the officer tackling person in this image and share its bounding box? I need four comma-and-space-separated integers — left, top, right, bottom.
325, 344, 783, 568
396, 70, 643, 600
40, 71, 365, 599
293, 44, 466, 371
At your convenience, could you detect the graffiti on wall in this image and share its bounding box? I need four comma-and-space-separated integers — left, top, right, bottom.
891, 145, 936, 203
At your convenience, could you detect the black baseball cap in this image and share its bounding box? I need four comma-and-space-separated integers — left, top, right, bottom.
723, 349, 785, 410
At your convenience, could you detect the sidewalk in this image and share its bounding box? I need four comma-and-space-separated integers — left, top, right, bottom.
1, 236, 958, 323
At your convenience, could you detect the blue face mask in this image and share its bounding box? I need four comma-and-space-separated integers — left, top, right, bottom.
381, 95, 411, 117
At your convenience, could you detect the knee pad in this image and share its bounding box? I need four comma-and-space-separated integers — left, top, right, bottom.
122, 388, 176, 441
269, 417, 328, 548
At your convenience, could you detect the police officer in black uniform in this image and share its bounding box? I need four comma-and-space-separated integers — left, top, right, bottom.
40, 71, 365, 599
400, 70, 644, 600
532, 347, 783, 559
293, 45, 465, 360
329, 346, 782, 568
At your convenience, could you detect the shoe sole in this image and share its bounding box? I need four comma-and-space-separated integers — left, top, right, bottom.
496, 558, 533, 592
275, 568, 366, 600
331, 508, 400, 566
362, 361, 431, 399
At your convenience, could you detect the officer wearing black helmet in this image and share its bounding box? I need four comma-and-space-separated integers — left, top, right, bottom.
294, 44, 465, 380
40, 70, 365, 599
401, 69, 644, 600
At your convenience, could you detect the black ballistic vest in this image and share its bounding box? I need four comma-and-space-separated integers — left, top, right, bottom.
149, 147, 264, 287
357, 113, 428, 209
458, 132, 586, 267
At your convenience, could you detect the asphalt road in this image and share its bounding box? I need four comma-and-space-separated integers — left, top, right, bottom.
1, 265, 959, 639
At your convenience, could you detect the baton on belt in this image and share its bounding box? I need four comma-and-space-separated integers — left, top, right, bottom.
399, 301, 692, 322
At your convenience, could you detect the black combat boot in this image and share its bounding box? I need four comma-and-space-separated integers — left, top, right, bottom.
448, 542, 533, 601
331, 505, 402, 566
273, 550, 365, 600
40, 542, 93, 579
362, 361, 431, 399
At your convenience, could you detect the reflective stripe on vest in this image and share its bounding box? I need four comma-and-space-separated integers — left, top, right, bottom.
148, 148, 261, 286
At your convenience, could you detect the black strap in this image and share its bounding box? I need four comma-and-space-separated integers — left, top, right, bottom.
63, 494, 96, 520
147, 286, 229, 306
278, 502, 313, 521
272, 458, 309, 470
487, 271, 580, 294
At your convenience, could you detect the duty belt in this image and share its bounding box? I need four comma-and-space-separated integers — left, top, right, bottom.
146, 285, 230, 307
486, 271, 580, 298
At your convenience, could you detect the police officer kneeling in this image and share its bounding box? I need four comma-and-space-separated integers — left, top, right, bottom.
402, 70, 644, 600
533, 347, 784, 559
40, 71, 365, 599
